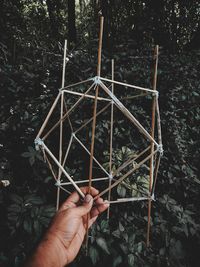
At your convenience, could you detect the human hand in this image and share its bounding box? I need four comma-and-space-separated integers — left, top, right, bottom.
26, 187, 109, 267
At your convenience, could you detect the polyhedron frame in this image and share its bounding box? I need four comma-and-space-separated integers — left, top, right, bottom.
34, 17, 163, 247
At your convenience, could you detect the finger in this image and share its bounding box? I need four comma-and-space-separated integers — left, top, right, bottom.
73, 194, 94, 217
60, 187, 99, 211
90, 202, 109, 218
95, 197, 104, 205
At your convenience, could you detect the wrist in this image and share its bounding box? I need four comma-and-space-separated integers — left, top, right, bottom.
26, 233, 68, 267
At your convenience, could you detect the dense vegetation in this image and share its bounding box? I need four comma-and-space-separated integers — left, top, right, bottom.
0, 1, 200, 267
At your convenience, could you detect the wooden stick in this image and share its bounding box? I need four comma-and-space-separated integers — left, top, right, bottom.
60, 177, 109, 185
56, 91, 64, 211
63, 96, 73, 132
120, 92, 147, 100
99, 77, 156, 94
42, 142, 85, 198
62, 40, 67, 88
86, 16, 104, 253
74, 102, 111, 134
59, 185, 72, 195
57, 39, 67, 210
156, 97, 162, 145
42, 83, 96, 140
73, 134, 110, 176
151, 154, 161, 195
36, 92, 61, 139
43, 152, 58, 182
97, 17, 104, 76
63, 89, 111, 102
147, 45, 159, 247
61, 78, 93, 90
112, 146, 151, 177
107, 59, 114, 219
58, 134, 73, 180
99, 81, 159, 146
94, 149, 158, 200
88, 86, 99, 193
106, 196, 150, 204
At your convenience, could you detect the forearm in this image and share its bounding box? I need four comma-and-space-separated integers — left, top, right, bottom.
25, 234, 68, 267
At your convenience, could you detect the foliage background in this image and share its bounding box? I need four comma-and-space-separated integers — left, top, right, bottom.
0, 1, 200, 266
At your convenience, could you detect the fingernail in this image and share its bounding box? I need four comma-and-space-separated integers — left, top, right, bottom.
84, 194, 92, 203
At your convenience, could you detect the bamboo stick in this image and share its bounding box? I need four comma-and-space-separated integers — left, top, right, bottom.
85, 16, 104, 253
57, 131, 73, 181
151, 154, 161, 195
99, 81, 159, 146
112, 146, 151, 177
42, 142, 85, 198
73, 134, 110, 176
88, 86, 99, 194
107, 59, 114, 219
74, 102, 111, 134
156, 97, 162, 146
56, 91, 64, 210
97, 17, 104, 77
120, 92, 147, 100
57, 39, 68, 210
61, 78, 93, 90
147, 45, 159, 247
59, 185, 71, 195
42, 83, 96, 140
99, 77, 156, 94
60, 177, 109, 186
63, 89, 111, 102
94, 149, 158, 200
106, 196, 150, 204
62, 40, 67, 88
36, 92, 61, 139
63, 96, 73, 132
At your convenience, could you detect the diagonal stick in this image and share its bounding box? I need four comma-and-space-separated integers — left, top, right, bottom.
61, 78, 93, 90
42, 142, 85, 198
73, 134, 110, 176
94, 149, 158, 200
42, 83, 96, 140
36, 92, 61, 139
99, 81, 159, 147
74, 102, 111, 134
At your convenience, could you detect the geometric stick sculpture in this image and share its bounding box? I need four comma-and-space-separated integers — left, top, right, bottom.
34, 16, 163, 247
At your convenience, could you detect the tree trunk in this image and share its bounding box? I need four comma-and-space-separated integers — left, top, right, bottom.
68, 0, 76, 48
46, 0, 60, 39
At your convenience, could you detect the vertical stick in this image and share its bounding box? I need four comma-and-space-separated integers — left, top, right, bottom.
97, 16, 104, 77
56, 40, 67, 211
147, 45, 159, 247
107, 59, 114, 219
85, 16, 104, 253
62, 40, 67, 88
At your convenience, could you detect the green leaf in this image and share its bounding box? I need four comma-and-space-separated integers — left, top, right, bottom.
119, 221, 124, 232
96, 237, 110, 254
117, 184, 126, 197
113, 255, 122, 267
89, 246, 99, 265
128, 254, 135, 266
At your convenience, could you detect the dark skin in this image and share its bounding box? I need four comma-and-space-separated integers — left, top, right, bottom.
25, 187, 109, 267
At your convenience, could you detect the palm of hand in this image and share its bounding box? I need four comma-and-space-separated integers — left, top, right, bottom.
47, 187, 109, 264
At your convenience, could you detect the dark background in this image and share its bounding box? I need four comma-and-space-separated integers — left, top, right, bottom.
0, 1, 200, 266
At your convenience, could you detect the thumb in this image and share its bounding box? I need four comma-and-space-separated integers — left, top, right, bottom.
74, 194, 93, 216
